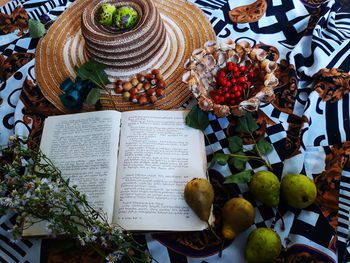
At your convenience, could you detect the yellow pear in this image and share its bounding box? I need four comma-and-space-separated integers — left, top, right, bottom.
222, 197, 255, 239
184, 178, 214, 221
281, 173, 317, 209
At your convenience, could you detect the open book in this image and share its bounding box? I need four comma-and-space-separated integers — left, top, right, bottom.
23, 110, 210, 236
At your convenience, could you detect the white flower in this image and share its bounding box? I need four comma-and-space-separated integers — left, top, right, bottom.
24, 191, 32, 199
105, 251, 124, 263
0, 197, 14, 207
78, 235, 86, 246
100, 236, 108, 248
83, 228, 97, 242
41, 178, 50, 184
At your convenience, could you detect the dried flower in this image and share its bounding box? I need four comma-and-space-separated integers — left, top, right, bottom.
0, 136, 152, 262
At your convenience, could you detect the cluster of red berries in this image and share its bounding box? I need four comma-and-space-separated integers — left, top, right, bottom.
209, 62, 255, 106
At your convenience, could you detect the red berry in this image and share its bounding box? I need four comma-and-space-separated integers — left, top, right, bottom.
239, 65, 247, 72
218, 71, 225, 78
230, 99, 236, 105
237, 77, 246, 83
248, 71, 255, 78
242, 83, 249, 89
232, 86, 239, 92
217, 89, 223, 95
219, 96, 225, 103
224, 92, 230, 99
235, 91, 241, 97
223, 87, 229, 92
230, 93, 236, 98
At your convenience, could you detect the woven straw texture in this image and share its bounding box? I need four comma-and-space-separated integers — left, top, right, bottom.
35, 0, 216, 113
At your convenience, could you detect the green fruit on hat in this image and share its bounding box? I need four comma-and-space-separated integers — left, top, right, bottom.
281, 173, 317, 209
113, 6, 139, 30
249, 171, 280, 207
244, 227, 282, 263
96, 4, 116, 26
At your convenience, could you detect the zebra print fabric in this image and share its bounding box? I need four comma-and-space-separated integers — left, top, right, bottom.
1, 0, 350, 262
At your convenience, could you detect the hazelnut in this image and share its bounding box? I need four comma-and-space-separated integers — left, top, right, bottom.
155, 73, 163, 80
123, 91, 131, 99
151, 69, 160, 75
136, 83, 144, 90
146, 88, 156, 96
155, 89, 164, 97
149, 95, 157, 104
137, 74, 145, 82
114, 85, 124, 94
123, 82, 132, 91
138, 95, 148, 105
143, 82, 151, 90
131, 78, 139, 86
130, 87, 137, 95
145, 74, 155, 80
130, 95, 138, 103
116, 79, 123, 86
157, 80, 166, 89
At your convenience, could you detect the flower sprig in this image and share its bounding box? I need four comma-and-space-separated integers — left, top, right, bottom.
0, 136, 153, 263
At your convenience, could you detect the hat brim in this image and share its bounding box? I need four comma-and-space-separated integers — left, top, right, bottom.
35, 0, 216, 113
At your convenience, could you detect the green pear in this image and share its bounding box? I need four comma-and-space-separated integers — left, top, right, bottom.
281, 173, 317, 209
249, 171, 280, 207
244, 227, 282, 263
222, 197, 255, 239
184, 178, 214, 222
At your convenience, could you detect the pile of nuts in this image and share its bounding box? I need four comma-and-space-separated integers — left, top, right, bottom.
114, 69, 166, 105
209, 62, 255, 106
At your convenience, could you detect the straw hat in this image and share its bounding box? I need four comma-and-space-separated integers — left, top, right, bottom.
35, 0, 216, 113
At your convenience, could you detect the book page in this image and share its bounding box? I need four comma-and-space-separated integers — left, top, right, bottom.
114, 110, 207, 231
39, 111, 121, 223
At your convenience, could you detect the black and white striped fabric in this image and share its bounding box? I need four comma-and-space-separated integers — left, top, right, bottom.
1, 0, 350, 262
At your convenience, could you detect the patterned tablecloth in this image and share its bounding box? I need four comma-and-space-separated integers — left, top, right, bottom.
1, 0, 350, 262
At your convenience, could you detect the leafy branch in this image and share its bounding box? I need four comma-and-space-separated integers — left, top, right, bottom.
186, 107, 273, 185
59, 60, 113, 110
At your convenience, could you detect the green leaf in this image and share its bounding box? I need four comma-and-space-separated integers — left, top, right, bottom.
210, 153, 230, 167
28, 19, 46, 38
224, 170, 253, 184
84, 88, 101, 105
255, 138, 273, 155
76, 60, 110, 87
236, 112, 259, 134
185, 105, 209, 131
228, 153, 247, 171
228, 136, 243, 153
